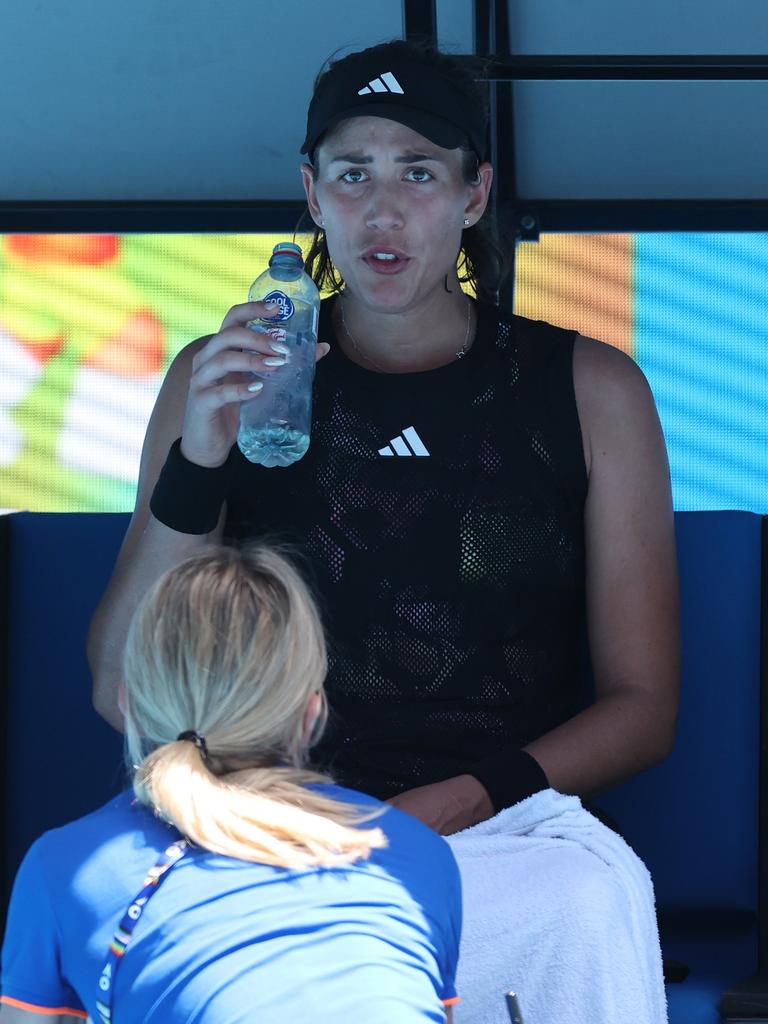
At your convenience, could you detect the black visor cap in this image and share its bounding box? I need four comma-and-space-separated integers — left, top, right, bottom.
302, 54, 488, 162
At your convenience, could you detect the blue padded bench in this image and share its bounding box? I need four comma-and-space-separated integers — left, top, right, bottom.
596, 511, 768, 1023
0, 512, 128, 916
1, 510, 766, 1023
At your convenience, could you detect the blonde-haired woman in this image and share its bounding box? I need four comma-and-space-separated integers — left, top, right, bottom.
1, 547, 461, 1024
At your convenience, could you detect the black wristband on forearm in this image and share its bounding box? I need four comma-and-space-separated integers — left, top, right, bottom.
469, 748, 550, 813
149, 438, 230, 535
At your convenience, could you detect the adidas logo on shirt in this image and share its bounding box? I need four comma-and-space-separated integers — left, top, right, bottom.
358, 71, 405, 96
378, 426, 430, 457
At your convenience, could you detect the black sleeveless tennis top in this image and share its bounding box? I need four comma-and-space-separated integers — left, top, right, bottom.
225, 298, 588, 799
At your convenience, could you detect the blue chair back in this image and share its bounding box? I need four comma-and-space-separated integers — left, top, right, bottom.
595, 510, 766, 1023
598, 511, 763, 912
1, 512, 129, 913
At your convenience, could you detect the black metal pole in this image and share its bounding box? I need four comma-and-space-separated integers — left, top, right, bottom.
475, 0, 518, 313
492, 0, 516, 315
0, 200, 308, 234
507, 199, 768, 235
474, 0, 492, 57
485, 54, 768, 80
403, 0, 437, 43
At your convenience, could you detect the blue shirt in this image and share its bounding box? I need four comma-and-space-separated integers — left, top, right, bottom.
1, 784, 461, 1023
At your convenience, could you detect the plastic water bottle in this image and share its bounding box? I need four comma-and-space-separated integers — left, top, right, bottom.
238, 242, 320, 467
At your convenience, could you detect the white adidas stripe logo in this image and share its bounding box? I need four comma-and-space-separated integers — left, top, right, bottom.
358, 71, 405, 96
378, 426, 429, 457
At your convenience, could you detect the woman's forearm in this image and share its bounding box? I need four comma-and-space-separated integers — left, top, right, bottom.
524, 685, 677, 799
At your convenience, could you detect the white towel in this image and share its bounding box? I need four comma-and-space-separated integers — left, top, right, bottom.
445, 788, 668, 1024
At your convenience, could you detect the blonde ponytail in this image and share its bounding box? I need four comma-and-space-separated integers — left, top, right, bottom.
124, 546, 386, 868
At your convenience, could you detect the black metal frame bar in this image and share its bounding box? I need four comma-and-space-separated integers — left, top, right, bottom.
474, 0, 492, 57
510, 200, 768, 238
0, 201, 309, 235
403, 0, 437, 41
485, 55, 768, 80
4, 198, 768, 238
475, 0, 517, 312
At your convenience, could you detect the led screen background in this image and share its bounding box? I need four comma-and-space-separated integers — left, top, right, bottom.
1, 231, 766, 512
0, 234, 290, 511
516, 233, 768, 513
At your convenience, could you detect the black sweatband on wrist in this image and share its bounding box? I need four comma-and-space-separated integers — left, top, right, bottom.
469, 748, 550, 813
149, 438, 230, 535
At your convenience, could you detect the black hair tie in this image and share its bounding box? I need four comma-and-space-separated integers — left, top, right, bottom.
176, 730, 209, 760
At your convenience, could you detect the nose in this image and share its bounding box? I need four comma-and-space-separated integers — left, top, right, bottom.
364, 181, 404, 231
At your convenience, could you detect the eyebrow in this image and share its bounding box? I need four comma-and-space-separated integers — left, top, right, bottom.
328, 151, 445, 165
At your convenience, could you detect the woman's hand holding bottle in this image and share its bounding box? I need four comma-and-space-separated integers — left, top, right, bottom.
180, 300, 329, 468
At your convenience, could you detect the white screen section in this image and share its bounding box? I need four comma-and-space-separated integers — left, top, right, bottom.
436, 0, 475, 53
0, 0, 403, 201
506, 0, 768, 54
514, 81, 768, 199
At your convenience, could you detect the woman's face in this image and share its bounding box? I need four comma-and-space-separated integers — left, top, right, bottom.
302, 116, 492, 314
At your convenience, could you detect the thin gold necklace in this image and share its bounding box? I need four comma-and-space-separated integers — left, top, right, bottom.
339, 294, 473, 373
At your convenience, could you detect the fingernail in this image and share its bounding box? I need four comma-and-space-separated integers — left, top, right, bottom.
247, 381, 264, 392
264, 357, 286, 366
269, 342, 290, 355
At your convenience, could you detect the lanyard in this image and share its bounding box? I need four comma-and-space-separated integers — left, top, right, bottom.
95, 838, 189, 1024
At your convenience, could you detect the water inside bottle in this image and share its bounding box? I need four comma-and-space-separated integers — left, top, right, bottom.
237, 424, 310, 468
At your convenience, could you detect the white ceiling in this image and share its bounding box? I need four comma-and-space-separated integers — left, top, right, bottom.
2, 0, 768, 203
506, 0, 768, 54
0, 0, 404, 200
507, 0, 768, 199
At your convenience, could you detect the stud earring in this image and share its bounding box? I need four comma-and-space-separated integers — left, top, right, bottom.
318, 218, 324, 227
463, 218, 470, 226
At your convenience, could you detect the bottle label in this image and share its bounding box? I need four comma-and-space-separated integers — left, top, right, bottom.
260, 290, 295, 322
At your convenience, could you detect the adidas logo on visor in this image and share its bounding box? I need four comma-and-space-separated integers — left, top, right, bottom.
358, 71, 405, 96
378, 426, 430, 457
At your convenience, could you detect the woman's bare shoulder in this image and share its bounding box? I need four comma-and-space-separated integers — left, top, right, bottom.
573, 334, 650, 395
572, 335, 659, 477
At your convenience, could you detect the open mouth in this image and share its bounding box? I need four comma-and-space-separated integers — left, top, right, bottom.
362, 250, 410, 273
